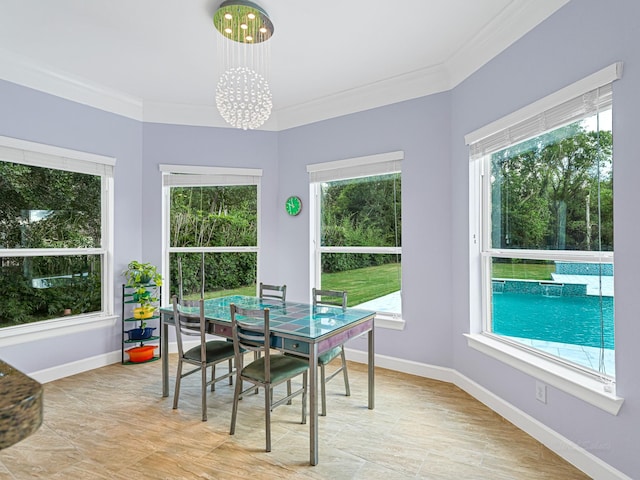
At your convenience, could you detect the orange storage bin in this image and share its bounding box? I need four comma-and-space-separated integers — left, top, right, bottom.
126, 345, 157, 363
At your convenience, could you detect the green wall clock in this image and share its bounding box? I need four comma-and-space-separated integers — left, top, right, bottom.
285, 195, 302, 216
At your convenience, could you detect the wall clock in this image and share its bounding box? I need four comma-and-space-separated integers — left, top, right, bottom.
285, 195, 302, 216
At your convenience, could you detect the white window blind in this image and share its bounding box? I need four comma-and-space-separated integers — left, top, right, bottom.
160, 164, 262, 187
465, 62, 623, 160
307, 151, 403, 183
0, 136, 115, 176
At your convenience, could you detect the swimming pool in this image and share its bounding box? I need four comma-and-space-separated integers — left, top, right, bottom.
492, 292, 614, 350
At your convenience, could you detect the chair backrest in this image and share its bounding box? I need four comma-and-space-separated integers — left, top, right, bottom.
230, 303, 272, 382
312, 288, 347, 310
172, 295, 206, 358
177, 257, 184, 303
259, 282, 286, 302
176, 253, 206, 302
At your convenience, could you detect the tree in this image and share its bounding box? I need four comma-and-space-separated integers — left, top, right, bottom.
320, 173, 401, 273
0, 162, 102, 326
491, 122, 613, 252
168, 185, 258, 296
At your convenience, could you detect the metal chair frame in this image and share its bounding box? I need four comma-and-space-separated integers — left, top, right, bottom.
172, 296, 235, 421
259, 282, 287, 302
312, 288, 351, 416
229, 303, 308, 452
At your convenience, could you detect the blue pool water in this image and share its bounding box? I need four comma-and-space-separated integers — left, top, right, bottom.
492, 293, 614, 350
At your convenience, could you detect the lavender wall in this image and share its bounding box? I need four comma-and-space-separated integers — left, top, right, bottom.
1, 0, 638, 475
278, 94, 453, 365
451, 0, 640, 476
0, 80, 143, 372
140, 122, 279, 287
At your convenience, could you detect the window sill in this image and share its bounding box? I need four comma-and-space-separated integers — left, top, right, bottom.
375, 313, 405, 330
465, 333, 623, 415
0, 313, 118, 347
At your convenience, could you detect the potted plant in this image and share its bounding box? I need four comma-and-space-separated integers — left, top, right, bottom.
123, 261, 163, 338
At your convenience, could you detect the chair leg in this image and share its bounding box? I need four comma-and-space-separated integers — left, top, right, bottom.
340, 346, 351, 397
228, 358, 233, 385
286, 380, 292, 405
230, 376, 242, 435
253, 351, 259, 394
301, 371, 308, 425
265, 385, 272, 452
173, 360, 183, 410
201, 363, 208, 422
211, 364, 216, 392
320, 364, 327, 416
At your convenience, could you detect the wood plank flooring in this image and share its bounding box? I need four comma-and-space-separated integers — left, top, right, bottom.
0, 356, 590, 479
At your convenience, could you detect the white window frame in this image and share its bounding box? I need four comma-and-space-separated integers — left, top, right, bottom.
160, 164, 262, 303
0, 136, 117, 347
465, 64, 624, 414
307, 151, 404, 330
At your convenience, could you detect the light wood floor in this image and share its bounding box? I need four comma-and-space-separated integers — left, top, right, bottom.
0, 356, 590, 479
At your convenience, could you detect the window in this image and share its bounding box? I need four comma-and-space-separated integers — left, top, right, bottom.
308, 152, 402, 326
161, 165, 261, 301
466, 64, 623, 413
0, 136, 115, 331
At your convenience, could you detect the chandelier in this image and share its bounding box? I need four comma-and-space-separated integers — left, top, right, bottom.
213, 0, 274, 130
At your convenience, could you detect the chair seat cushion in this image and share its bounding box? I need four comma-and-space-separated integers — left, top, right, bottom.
185, 341, 235, 363
242, 354, 308, 384
318, 346, 341, 365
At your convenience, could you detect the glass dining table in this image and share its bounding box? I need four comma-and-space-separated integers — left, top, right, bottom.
159, 295, 376, 466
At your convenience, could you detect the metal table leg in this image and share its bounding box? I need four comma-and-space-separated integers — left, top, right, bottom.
368, 325, 375, 409
309, 342, 318, 465
161, 314, 170, 397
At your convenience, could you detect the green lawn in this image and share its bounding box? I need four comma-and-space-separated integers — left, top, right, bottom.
184, 285, 255, 301
322, 263, 401, 306
492, 262, 555, 280
191, 263, 401, 307
190, 261, 549, 305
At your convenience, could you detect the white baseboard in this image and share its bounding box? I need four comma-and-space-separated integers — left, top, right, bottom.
30, 345, 629, 479
30, 350, 122, 383
29, 338, 200, 383
345, 348, 631, 480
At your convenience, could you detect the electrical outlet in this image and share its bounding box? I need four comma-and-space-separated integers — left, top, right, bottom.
535, 381, 547, 404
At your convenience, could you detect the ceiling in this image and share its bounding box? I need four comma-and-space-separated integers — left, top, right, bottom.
0, 0, 568, 130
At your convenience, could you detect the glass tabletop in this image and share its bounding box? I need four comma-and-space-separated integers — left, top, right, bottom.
162, 295, 376, 340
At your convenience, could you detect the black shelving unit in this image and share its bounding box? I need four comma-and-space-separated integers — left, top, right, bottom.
122, 284, 162, 364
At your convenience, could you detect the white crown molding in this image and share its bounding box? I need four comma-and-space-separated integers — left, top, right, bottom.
0, 49, 143, 121
0, 1, 568, 130
142, 100, 280, 131
142, 101, 225, 127
142, 65, 448, 130
274, 64, 451, 130
445, 0, 571, 88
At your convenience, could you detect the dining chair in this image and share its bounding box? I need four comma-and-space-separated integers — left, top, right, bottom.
171, 295, 235, 421
312, 288, 351, 416
259, 282, 287, 302
229, 303, 309, 452
258, 282, 291, 397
